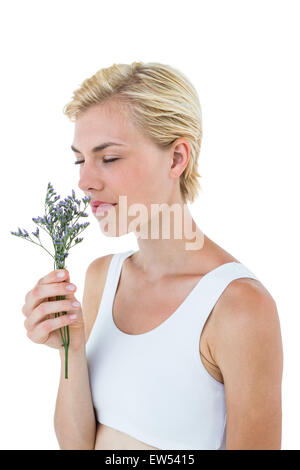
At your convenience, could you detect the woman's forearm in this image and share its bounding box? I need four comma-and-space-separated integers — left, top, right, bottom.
54, 345, 96, 450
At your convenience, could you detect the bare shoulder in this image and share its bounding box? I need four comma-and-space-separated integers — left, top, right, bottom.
84, 254, 114, 279
82, 254, 114, 343
212, 276, 280, 351
211, 277, 283, 449
206, 276, 277, 358
217, 276, 278, 324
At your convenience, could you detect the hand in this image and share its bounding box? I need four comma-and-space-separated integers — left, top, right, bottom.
22, 269, 86, 352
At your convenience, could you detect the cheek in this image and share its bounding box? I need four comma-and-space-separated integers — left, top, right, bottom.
116, 164, 145, 190
135, 159, 164, 186
116, 159, 168, 201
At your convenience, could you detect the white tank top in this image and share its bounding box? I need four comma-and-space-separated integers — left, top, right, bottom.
86, 249, 259, 450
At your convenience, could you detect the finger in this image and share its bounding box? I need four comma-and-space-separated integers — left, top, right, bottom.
27, 311, 78, 345
22, 296, 52, 317
37, 269, 70, 286
22, 290, 76, 319
46, 296, 59, 319
25, 297, 81, 331
23, 269, 71, 316
26, 281, 77, 314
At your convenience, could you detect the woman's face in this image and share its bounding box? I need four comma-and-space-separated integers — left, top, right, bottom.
73, 100, 188, 237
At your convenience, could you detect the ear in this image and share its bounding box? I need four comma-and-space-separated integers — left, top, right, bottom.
169, 138, 190, 178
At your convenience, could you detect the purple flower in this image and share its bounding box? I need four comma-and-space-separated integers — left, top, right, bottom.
10, 182, 91, 379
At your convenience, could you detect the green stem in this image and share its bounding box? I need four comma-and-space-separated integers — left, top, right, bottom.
66, 324, 70, 346
57, 315, 65, 346
64, 342, 69, 379
54, 278, 69, 378
21, 235, 55, 259
62, 325, 67, 344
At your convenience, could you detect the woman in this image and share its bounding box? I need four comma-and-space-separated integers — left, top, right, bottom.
22, 62, 283, 450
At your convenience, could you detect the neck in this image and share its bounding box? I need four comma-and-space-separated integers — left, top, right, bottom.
132, 203, 206, 280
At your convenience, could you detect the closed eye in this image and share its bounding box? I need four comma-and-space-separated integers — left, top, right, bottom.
74, 158, 120, 165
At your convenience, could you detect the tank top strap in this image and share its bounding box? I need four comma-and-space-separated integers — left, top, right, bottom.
99, 249, 137, 318
185, 261, 260, 340
158, 261, 260, 364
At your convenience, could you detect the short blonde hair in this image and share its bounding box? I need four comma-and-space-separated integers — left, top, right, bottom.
63, 61, 203, 204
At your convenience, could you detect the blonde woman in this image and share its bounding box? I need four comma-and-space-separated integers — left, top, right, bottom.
22, 62, 283, 450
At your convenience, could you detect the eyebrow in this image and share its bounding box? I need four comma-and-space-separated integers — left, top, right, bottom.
71, 142, 124, 154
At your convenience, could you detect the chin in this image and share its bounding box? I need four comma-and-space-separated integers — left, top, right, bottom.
99, 223, 129, 238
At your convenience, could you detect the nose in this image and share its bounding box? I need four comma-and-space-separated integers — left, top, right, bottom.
77, 161, 104, 193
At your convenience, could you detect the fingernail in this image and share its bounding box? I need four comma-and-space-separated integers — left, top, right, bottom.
57, 271, 65, 278
72, 301, 80, 308
66, 284, 75, 291
69, 313, 77, 320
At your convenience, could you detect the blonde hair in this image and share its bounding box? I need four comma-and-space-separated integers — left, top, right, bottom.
63, 61, 203, 204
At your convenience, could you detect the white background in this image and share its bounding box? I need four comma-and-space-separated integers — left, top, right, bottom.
0, 0, 299, 450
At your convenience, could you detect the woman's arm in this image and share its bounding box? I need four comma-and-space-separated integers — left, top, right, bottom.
54, 345, 96, 450
213, 279, 283, 450
54, 258, 109, 450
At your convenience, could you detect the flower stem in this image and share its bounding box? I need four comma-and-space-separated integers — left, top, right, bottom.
55, 292, 69, 379
20, 235, 55, 259
64, 342, 69, 379
11, 185, 91, 381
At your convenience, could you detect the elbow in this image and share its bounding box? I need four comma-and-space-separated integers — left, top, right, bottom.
54, 418, 96, 450
54, 426, 96, 450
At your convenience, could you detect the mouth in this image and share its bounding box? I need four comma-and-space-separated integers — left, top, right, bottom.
91, 202, 118, 214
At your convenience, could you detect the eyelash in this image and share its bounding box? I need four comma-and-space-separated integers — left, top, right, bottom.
74, 158, 119, 165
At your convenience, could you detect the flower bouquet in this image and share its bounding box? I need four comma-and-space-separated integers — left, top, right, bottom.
10, 182, 91, 378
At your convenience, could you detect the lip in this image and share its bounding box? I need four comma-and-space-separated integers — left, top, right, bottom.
91, 200, 117, 207
92, 202, 117, 214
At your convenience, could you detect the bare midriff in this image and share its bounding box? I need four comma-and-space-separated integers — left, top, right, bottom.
94, 422, 160, 450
